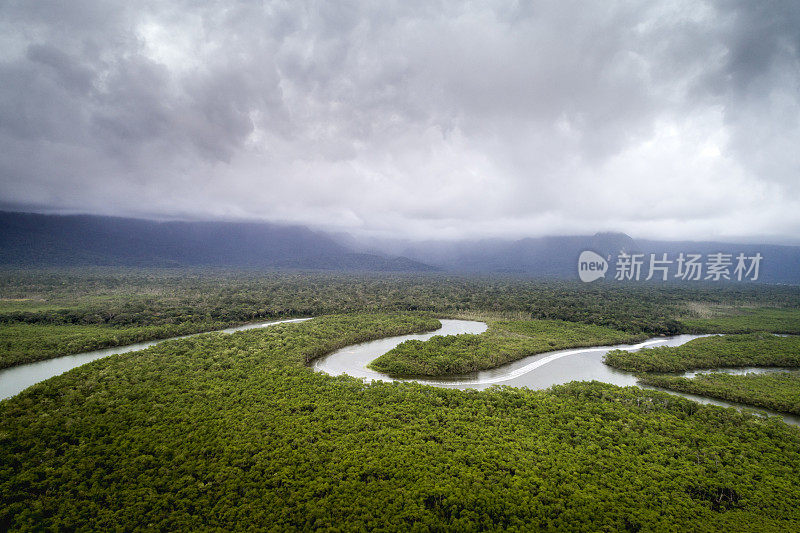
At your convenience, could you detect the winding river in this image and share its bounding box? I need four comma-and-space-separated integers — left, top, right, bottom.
3, 317, 798, 427
0, 318, 311, 401
314, 319, 800, 426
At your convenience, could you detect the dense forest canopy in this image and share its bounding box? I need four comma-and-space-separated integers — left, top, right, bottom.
604, 333, 800, 417
639, 371, 800, 415
2, 268, 800, 368
604, 334, 800, 374
2, 269, 800, 529
3, 314, 800, 531
4, 0, 800, 527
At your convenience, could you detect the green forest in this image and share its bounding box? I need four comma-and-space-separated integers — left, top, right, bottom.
603, 333, 800, 416
3, 268, 800, 368
369, 319, 646, 376
604, 334, 800, 373
639, 371, 800, 415
0, 321, 234, 368
3, 269, 800, 530
3, 313, 800, 531
681, 308, 800, 334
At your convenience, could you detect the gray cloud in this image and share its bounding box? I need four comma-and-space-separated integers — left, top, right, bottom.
0, 0, 799, 242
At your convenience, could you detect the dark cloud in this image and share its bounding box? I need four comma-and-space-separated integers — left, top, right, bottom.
0, 0, 798, 241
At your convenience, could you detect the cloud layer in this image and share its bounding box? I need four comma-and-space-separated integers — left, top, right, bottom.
1, 0, 799, 242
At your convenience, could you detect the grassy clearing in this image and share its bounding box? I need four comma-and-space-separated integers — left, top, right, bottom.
680, 307, 800, 334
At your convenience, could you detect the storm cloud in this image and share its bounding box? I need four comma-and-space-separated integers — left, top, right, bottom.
1, 0, 799, 242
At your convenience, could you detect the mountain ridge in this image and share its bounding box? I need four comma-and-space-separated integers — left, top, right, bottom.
1, 211, 798, 283
0, 212, 438, 272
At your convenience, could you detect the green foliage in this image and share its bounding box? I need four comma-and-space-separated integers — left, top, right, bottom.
605, 333, 800, 373
2, 268, 800, 368
3, 269, 799, 330
682, 308, 800, 334
0, 322, 230, 369
639, 371, 800, 415
605, 332, 800, 415
2, 314, 800, 531
370, 319, 646, 376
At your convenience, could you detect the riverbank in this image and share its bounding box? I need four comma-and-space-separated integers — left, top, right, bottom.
314, 321, 800, 425
368, 319, 647, 376
0, 317, 313, 401
3, 313, 800, 531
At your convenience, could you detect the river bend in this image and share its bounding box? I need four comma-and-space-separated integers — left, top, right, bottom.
313, 319, 800, 426
3, 317, 798, 426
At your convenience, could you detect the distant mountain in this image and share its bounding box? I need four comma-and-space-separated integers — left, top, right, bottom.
369, 233, 638, 276
0, 212, 438, 272
587, 232, 642, 258
363, 232, 800, 284
633, 238, 800, 284
2, 212, 797, 283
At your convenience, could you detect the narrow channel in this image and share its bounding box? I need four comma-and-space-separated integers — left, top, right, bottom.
313, 319, 800, 426
4, 317, 798, 427
0, 318, 311, 401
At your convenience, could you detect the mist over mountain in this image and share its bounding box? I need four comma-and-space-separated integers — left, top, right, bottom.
2, 211, 798, 283
346, 230, 800, 284
0, 212, 438, 272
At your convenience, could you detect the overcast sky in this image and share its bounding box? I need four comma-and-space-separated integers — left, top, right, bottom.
1, 0, 799, 242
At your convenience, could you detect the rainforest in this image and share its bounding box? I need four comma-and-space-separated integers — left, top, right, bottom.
6, 0, 800, 530
2, 269, 800, 531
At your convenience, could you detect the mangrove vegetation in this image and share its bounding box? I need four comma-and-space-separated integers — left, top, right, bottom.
3, 313, 800, 531
604, 333, 800, 373
639, 371, 800, 415
369, 319, 646, 376
3, 268, 800, 369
